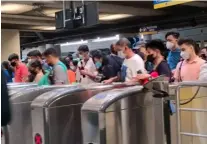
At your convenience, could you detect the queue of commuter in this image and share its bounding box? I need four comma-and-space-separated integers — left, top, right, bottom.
2, 31, 207, 85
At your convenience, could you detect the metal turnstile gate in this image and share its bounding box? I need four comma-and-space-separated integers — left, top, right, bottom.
81, 85, 166, 144
31, 83, 129, 144
176, 82, 207, 144
6, 85, 73, 144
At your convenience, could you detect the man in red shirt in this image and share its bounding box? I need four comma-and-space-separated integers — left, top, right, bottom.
8, 53, 29, 82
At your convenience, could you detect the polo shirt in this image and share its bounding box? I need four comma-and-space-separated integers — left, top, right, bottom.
174, 56, 206, 81
14, 63, 29, 82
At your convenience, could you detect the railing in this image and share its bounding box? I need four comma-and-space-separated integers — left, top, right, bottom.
176, 82, 207, 144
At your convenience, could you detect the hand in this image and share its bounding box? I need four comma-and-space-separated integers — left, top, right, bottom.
103, 78, 113, 84
80, 70, 87, 75
133, 73, 151, 81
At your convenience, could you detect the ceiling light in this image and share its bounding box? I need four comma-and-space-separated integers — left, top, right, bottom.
1, 3, 34, 14
92, 35, 119, 42
30, 26, 56, 31
60, 40, 88, 46
43, 9, 61, 17
99, 14, 133, 21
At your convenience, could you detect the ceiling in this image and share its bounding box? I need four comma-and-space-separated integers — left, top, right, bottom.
1, 1, 207, 48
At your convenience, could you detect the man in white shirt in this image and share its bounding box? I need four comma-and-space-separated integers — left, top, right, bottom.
104, 37, 145, 83
76, 45, 97, 84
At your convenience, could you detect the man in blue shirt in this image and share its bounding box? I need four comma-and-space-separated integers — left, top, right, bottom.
165, 32, 181, 72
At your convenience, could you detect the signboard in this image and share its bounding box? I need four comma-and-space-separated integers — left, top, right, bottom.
139, 26, 158, 35
153, 0, 194, 9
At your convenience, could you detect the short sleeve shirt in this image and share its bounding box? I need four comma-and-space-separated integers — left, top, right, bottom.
155, 60, 172, 77
14, 63, 29, 82
53, 62, 68, 84
78, 58, 97, 84
121, 54, 145, 82
174, 56, 206, 81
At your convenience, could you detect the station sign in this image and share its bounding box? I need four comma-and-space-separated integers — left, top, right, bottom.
153, 0, 194, 9
139, 26, 158, 35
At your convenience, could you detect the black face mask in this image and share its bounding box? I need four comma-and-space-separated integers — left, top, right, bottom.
47, 63, 53, 67
11, 62, 16, 67
147, 54, 155, 63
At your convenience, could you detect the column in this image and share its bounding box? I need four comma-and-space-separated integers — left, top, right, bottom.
1, 29, 20, 61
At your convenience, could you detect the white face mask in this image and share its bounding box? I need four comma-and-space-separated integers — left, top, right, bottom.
28, 58, 32, 63
70, 66, 75, 71
180, 51, 190, 60
166, 41, 175, 50
118, 51, 126, 58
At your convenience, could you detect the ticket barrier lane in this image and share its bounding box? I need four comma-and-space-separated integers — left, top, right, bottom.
81, 85, 166, 144
2, 83, 38, 144
4, 85, 74, 144
31, 83, 136, 144
176, 82, 207, 144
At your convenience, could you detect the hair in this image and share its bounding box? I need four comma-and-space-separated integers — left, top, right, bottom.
72, 60, 78, 67
146, 39, 168, 58
2, 61, 13, 78
110, 44, 117, 55
116, 37, 133, 49
92, 50, 109, 66
178, 38, 200, 55
43, 48, 58, 57
27, 50, 42, 57
29, 60, 43, 71
165, 31, 180, 39
28, 60, 45, 82
78, 45, 89, 52
8, 53, 19, 61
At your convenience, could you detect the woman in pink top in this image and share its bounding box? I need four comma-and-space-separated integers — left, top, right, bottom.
174, 38, 206, 82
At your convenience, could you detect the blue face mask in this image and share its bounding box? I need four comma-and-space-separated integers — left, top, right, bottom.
95, 61, 102, 69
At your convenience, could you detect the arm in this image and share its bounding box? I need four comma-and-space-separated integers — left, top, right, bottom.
173, 62, 181, 82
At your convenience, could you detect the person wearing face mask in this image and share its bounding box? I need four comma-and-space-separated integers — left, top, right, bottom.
60, 57, 77, 84
92, 50, 117, 82
43, 48, 68, 85
174, 38, 206, 82
104, 37, 145, 84
77, 45, 98, 84
133, 40, 172, 83
27, 50, 51, 71
28, 60, 51, 85
165, 32, 181, 72
8, 53, 29, 82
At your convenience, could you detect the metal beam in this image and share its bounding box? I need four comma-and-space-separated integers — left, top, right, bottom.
35, 32, 45, 40
182, 1, 207, 8
1, 19, 55, 26
1, 14, 54, 21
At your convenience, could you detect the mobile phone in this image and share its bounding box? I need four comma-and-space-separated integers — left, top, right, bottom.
137, 70, 142, 74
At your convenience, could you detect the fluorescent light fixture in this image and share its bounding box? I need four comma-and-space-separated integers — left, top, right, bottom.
61, 40, 88, 46
99, 14, 133, 21
92, 35, 119, 42
30, 26, 56, 31
1, 3, 34, 14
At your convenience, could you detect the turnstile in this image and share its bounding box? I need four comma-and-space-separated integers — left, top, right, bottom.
2, 83, 38, 144
6, 85, 74, 144
31, 83, 134, 144
81, 85, 166, 144
8, 83, 38, 96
